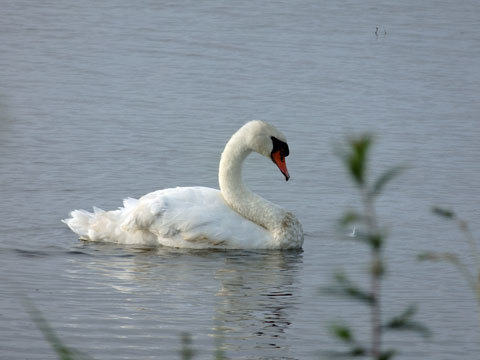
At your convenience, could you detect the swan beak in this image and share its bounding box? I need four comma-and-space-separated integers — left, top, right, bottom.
271, 151, 290, 181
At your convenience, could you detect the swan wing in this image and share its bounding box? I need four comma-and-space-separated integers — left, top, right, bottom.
122, 186, 273, 248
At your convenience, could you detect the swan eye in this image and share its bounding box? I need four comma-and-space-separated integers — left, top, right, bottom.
271, 136, 289, 159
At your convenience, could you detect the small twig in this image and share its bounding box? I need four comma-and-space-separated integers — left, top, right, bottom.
459, 220, 480, 274
365, 193, 381, 359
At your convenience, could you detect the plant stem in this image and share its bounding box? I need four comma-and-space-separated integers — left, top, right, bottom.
458, 220, 480, 329
460, 220, 480, 275
364, 191, 381, 359
371, 252, 382, 359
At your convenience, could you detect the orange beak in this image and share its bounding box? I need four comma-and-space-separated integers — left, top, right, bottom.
271, 150, 290, 181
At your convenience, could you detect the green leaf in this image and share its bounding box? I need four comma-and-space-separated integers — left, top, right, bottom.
319, 348, 366, 359
417, 252, 459, 264
386, 305, 416, 326
384, 305, 431, 338
377, 349, 396, 360
180, 332, 195, 360
369, 233, 384, 251
348, 135, 373, 187
324, 325, 366, 358
330, 324, 354, 343
418, 251, 476, 290
348, 229, 385, 252
388, 320, 431, 338
321, 272, 375, 305
339, 210, 363, 228
371, 164, 406, 197
336, 134, 373, 187
432, 206, 455, 219
350, 347, 367, 356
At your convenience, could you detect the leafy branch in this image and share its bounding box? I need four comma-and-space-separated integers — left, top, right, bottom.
325, 135, 427, 359
419, 207, 480, 328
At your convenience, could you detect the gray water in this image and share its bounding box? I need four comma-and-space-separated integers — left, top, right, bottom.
1, 0, 480, 359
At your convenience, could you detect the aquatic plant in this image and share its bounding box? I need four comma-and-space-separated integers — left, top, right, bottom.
419, 207, 480, 327
27, 300, 226, 360
26, 301, 94, 360
322, 135, 429, 359
179, 333, 196, 360
179, 331, 226, 360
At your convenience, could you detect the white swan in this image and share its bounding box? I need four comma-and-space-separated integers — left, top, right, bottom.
63, 120, 304, 249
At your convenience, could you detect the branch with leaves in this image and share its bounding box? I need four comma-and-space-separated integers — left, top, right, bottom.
323, 135, 429, 359
419, 207, 480, 328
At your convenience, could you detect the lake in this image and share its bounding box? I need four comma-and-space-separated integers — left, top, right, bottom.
1, 0, 479, 359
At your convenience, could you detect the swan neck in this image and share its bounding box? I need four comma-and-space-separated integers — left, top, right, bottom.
219, 134, 250, 201
219, 133, 283, 231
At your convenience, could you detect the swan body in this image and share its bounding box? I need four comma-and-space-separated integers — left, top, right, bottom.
63, 120, 304, 249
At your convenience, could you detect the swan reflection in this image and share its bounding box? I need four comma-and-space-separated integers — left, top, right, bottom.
212, 250, 303, 355
73, 244, 303, 358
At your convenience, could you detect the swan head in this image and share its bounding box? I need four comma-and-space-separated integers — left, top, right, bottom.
242, 120, 291, 181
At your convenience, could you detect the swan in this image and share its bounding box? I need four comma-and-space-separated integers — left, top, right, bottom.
63, 120, 304, 249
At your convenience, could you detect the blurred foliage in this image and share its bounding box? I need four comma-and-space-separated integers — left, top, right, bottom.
335, 135, 373, 188
419, 207, 480, 325
179, 332, 226, 360
431, 206, 455, 219
26, 301, 94, 360
26, 299, 227, 360
321, 271, 375, 305
384, 305, 430, 338
323, 135, 428, 359
180, 333, 196, 360
327, 323, 367, 357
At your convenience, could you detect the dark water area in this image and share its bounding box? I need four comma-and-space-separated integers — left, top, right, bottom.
1, 1, 480, 359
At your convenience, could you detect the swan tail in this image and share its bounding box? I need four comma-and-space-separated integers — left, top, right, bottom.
63, 207, 126, 242
62, 209, 95, 239
63, 197, 156, 244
